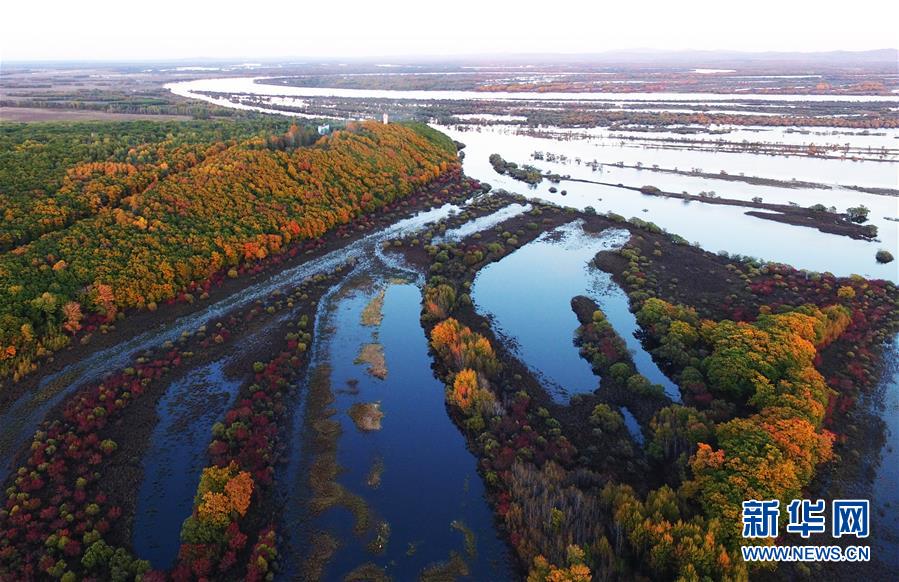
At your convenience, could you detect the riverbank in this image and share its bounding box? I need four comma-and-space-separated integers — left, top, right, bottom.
0, 168, 478, 413
389, 194, 898, 578
592, 213, 899, 580
101, 267, 340, 559
592, 161, 899, 197
561, 175, 877, 240
0, 168, 493, 579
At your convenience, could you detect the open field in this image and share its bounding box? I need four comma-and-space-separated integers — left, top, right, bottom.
0, 106, 191, 122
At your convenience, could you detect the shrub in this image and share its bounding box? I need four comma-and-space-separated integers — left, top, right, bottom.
837, 285, 856, 299
424, 283, 457, 319
876, 249, 894, 264
846, 205, 870, 223
590, 404, 624, 435
189, 464, 254, 531
430, 318, 500, 377
609, 362, 633, 384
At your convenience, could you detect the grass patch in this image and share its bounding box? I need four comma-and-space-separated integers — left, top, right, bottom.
355, 343, 388, 379
349, 402, 385, 431
302, 531, 340, 581
419, 551, 470, 581
361, 289, 386, 326
340, 487, 373, 536
450, 520, 477, 559
366, 456, 385, 489
306, 364, 374, 537
344, 562, 392, 582
367, 520, 391, 555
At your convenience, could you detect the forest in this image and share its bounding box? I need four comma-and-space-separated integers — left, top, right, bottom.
0, 159, 482, 580
0, 105, 896, 580
0, 119, 457, 385
389, 195, 899, 581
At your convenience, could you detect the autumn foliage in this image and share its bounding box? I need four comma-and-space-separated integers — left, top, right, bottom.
683, 305, 849, 539
527, 546, 592, 582
0, 120, 457, 383
193, 464, 254, 527
410, 206, 899, 581
0, 344, 191, 578
430, 318, 500, 377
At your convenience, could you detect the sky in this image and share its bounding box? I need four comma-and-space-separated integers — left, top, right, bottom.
2, 0, 897, 61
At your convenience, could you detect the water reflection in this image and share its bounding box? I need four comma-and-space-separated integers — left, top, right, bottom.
472, 221, 677, 402
440, 125, 898, 283
132, 361, 243, 569
871, 337, 899, 567
0, 202, 461, 484
277, 280, 513, 580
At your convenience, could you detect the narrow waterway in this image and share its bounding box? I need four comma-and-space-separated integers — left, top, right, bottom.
0, 203, 461, 484
871, 337, 899, 568
276, 276, 513, 579
132, 361, 243, 569
472, 221, 678, 402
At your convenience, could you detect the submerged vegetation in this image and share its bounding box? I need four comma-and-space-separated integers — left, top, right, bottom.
0, 260, 344, 579
355, 343, 388, 380
348, 402, 385, 432
0, 119, 474, 579
360, 289, 386, 327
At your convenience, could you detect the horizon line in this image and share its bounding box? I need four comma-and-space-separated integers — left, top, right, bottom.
3, 47, 898, 65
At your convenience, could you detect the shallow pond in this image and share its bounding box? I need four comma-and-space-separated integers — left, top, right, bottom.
472, 221, 678, 402
435, 202, 532, 243
162, 77, 898, 284
620, 408, 645, 445
493, 125, 898, 191
550, 125, 899, 165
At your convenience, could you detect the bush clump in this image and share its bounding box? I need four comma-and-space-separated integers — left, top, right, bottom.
875, 249, 894, 264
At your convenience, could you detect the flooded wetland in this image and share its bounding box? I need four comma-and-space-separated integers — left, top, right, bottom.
2, 53, 898, 581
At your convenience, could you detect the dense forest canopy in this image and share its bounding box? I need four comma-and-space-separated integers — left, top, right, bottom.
0, 119, 299, 250
0, 119, 457, 384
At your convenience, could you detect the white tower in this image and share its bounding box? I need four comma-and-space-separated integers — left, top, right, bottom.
382, 113, 389, 125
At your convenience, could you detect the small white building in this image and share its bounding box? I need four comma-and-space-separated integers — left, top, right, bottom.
382, 113, 389, 125
317, 124, 330, 135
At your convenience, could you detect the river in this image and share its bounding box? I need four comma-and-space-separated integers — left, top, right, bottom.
164, 76, 899, 570
168, 76, 899, 103
4, 76, 897, 578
